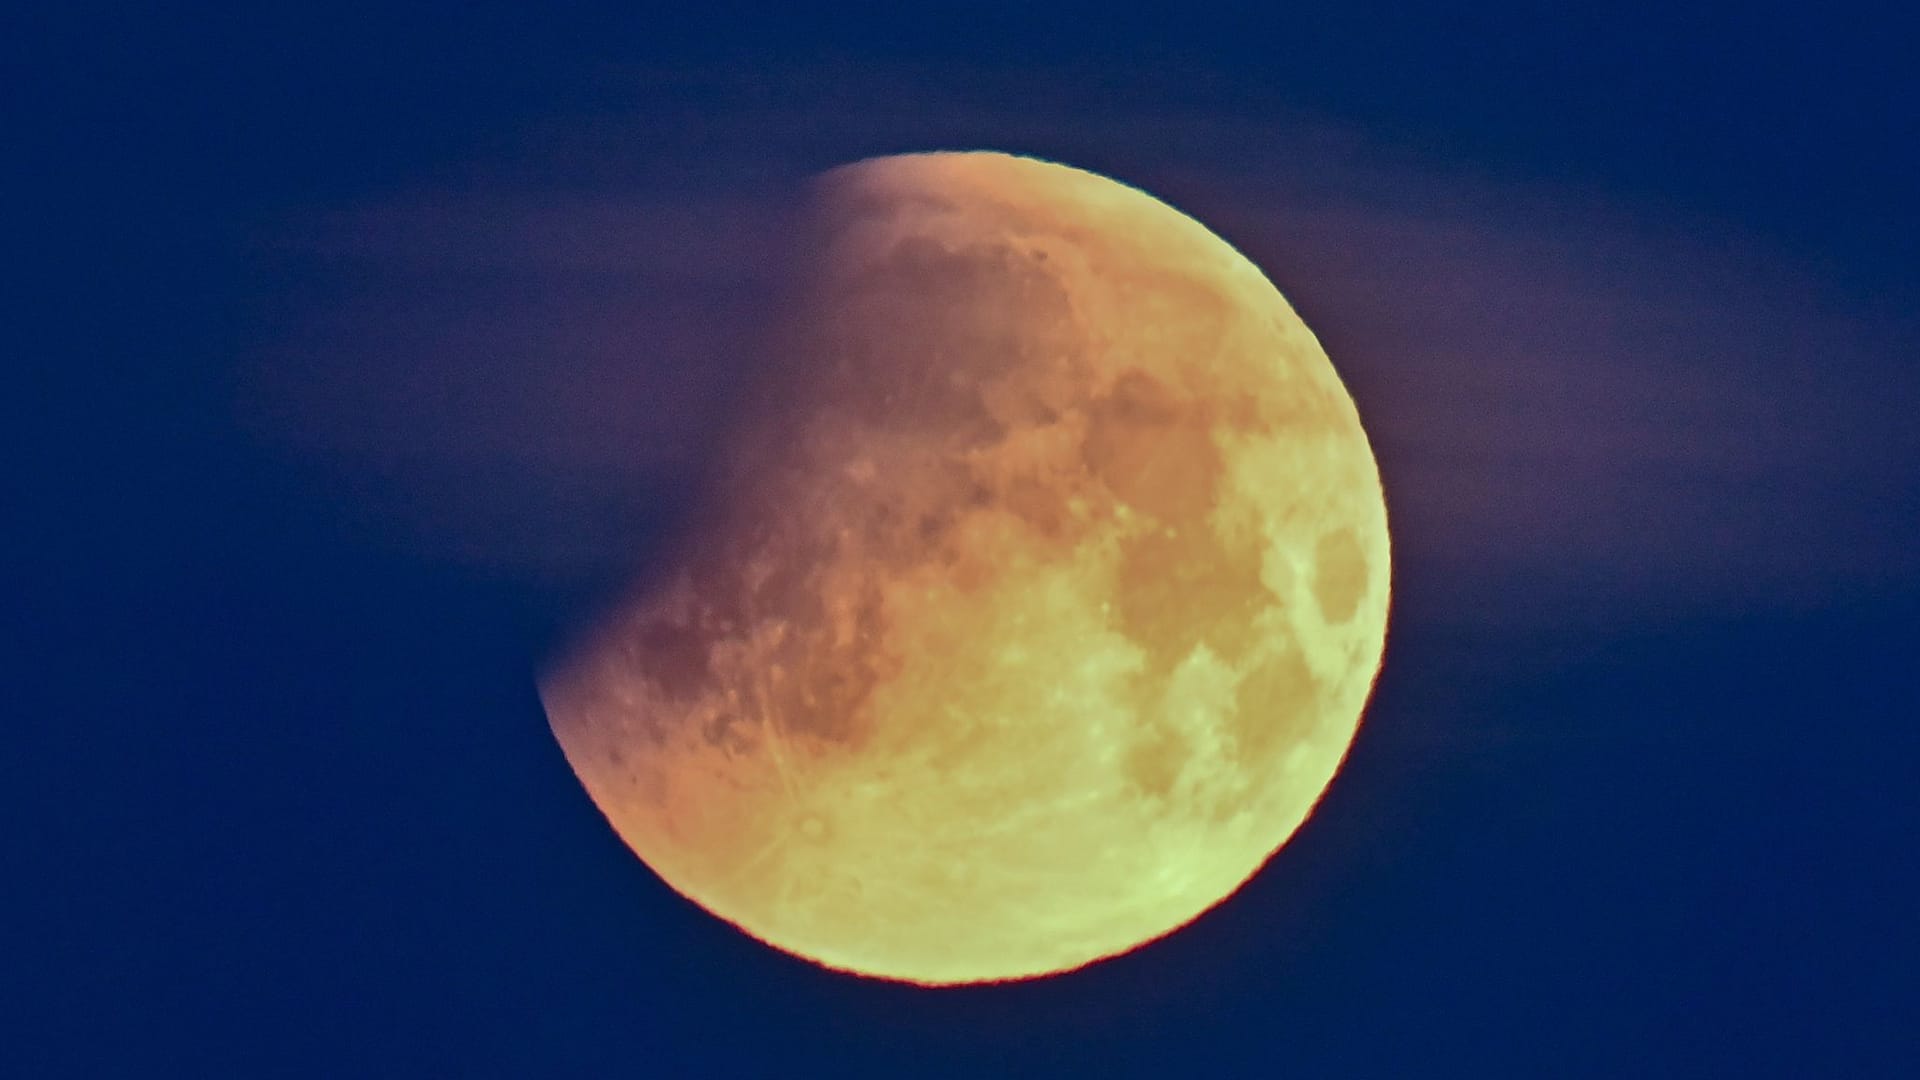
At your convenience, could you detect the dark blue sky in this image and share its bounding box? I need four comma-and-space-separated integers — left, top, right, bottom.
15, 4, 1919, 1075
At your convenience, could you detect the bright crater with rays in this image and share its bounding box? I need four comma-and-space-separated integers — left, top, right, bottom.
540, 151, 1390, 985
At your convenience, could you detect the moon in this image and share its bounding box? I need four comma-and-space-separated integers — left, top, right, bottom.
540, 151, 1390, 985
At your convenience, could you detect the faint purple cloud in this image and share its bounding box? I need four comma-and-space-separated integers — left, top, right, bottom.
1195, 179, 1920, 632
236, 65, 1920, 639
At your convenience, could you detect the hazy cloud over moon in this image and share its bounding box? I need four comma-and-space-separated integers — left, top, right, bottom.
237, 65, 1919, 645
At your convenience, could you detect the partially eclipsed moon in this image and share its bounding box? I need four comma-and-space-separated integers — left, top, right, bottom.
539, 151, 1390, 985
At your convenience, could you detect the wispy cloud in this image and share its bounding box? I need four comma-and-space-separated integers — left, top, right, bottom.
1198, 176, 1920, 630
237, 65, 1919, 636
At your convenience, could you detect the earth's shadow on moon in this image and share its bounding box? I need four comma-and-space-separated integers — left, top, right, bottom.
526, 196, 824, 671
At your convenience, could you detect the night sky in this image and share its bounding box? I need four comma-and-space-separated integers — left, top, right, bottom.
16, 5, 1919, 1075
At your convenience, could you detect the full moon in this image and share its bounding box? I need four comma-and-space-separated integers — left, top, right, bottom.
540, 151, 1390, 985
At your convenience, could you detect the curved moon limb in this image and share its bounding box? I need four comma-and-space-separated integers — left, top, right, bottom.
540, 150, 1391, 985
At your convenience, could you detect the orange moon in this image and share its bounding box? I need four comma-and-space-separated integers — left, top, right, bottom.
539, 151, 1390, 985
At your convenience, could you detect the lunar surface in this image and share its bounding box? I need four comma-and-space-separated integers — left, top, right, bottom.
540, 151, 1390, 985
